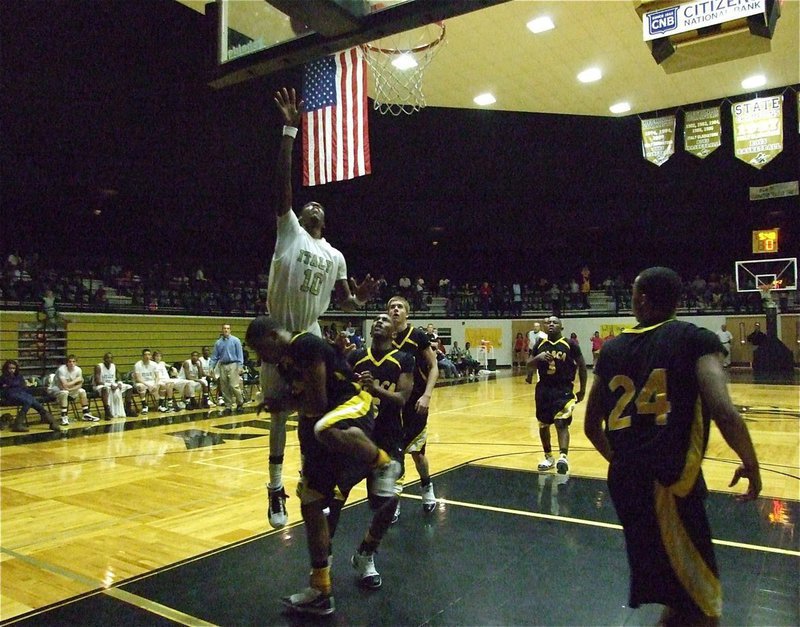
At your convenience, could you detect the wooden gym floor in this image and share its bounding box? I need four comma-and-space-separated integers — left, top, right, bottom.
1, 370, 798, 625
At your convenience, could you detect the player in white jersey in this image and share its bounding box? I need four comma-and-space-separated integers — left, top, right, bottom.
153, 351, 187, 412
93, 352, 136, 419
133, 349, 161, 414
180, 351, 209, 409
260, 87, 379, 529
48, 354, 99, 425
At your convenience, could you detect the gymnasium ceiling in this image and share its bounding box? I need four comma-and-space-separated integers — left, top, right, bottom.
178, 0, 800, 117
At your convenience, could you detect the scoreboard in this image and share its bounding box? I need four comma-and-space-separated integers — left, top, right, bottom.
752, 229, 779, 254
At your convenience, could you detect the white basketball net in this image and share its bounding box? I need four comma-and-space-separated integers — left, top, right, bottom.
363, 23, 446, 116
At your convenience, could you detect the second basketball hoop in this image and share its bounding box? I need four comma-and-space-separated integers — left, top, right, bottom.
362, 21, 446, 116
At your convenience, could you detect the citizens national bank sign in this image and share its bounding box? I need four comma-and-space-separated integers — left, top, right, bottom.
643, 0, 766, 40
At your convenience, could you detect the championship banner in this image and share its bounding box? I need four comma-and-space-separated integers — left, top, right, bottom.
684, 106, 721, 159
641, 115, 676, 166
732, 95, 783, 169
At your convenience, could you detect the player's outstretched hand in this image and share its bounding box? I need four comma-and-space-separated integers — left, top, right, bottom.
728, 464, 762, 502
274, 87, 302, 127
351, 274, 379, 304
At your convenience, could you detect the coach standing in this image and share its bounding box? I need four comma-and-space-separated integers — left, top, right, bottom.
209, 323, 245, 413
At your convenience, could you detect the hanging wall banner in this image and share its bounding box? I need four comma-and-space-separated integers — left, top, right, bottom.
749, 181, 799, 201
684, 106, 721, 159
641, 115, 676, 166
732, 95, 783, 169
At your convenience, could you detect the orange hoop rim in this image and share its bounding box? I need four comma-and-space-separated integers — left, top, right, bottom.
362, 22, 446, 56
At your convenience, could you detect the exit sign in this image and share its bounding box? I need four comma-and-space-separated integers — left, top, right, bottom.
752, 229, 779, 254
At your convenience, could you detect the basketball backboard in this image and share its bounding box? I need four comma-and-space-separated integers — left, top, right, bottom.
735, 257, 798, 292
202, 0, 506, 90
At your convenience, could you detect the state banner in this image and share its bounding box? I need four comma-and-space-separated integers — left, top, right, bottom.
732, 95, 783, 169
641, 115, 675, 166
684, 106, 721, 159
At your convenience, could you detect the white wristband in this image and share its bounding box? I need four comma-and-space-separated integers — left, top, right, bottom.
282, 125, 298, 138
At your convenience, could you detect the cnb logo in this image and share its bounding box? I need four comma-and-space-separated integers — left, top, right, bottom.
647, 6, 679, 36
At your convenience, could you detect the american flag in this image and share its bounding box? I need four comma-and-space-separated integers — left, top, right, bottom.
302, 47, 371, 186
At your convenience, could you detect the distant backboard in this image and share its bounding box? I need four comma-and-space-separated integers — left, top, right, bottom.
735, 257, 798, 292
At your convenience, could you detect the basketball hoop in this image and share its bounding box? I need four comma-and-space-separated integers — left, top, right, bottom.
362, 22, 446, 115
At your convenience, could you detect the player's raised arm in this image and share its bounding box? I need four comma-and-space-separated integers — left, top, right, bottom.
273, 87, 303, 218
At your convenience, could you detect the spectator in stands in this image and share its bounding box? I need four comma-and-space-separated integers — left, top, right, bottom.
549, 282, 562, 316
398, 274, 411, 299
414, 276, 426, 311
438, 277, 450, 297
492, 283, 507, 317
580, 266, 591, 309
1, 359, 61, 432
48, 354, 99, 425
255, 291, 267, 316
569, 278, 581, 309
93, 285, 109, 310
478, 281, 492, 318
511, 282, 523, 317
93, 352, 137, 419
133, 348, 161, 414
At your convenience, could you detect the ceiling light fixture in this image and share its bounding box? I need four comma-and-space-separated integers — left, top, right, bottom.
526, 16, 555, 34
609, 102, 631, 114
391, 53, 418, 71
741, 74, 766, 89
474, 93, 496, 106
577, 67, 602, 83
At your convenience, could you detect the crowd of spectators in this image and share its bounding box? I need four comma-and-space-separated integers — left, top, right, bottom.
2, 251, 797, 319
